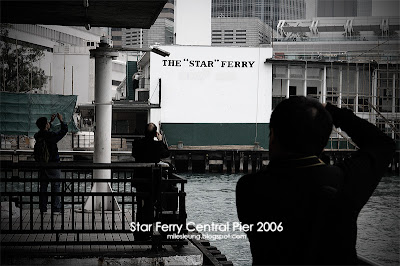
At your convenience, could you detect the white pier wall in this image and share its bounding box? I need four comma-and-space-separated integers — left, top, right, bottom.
148, 45, 273, 147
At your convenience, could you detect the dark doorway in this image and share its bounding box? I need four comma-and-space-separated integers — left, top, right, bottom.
289, 86, 297, 97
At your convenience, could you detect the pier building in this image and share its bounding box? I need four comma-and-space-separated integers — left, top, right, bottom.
140, 45, 273, 149
272, 16, 400, 151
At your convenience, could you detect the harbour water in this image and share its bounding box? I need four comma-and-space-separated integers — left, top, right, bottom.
183, 173, 400, 266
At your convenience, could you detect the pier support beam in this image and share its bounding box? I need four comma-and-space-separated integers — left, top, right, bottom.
322, 66, 327, 104
84, 45, 120, 212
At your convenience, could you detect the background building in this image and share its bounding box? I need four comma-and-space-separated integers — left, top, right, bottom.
211, 17, 272, 46
305, 0, 400, 18
305, 0, 371, 18
271, 15, 400, 146
112, 0, 174, 48
2, 24, 127, 105
111, 18, 174, 49
211, 0, 306, 28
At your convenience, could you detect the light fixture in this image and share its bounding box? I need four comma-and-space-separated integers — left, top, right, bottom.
150, 46, 170, 57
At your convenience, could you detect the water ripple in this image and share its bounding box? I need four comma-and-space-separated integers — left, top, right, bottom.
184, 173, 399, 266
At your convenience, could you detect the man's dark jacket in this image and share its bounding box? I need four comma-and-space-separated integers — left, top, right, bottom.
132, 137, 170, 163
236, 104, 395, 265
34, 121, 68, 162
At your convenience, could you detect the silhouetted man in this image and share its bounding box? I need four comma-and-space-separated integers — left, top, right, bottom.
132, 123, 169, 240
35, 113, 68, 214
132, 123, 169, 163
236, 96, 395, 265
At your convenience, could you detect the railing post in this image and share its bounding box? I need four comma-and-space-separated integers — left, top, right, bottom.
179, 182, 187, 232
159, 78, 162, 107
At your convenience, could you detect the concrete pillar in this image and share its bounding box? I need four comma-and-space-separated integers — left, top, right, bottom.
84, 47, 119, 211
94, 55, 113, 165
188, 153, 192, 172
303, 64, 307, 96
286, 66, 291, 98
239, 152, 244, 172
392, 73, 396, 114
372, 68, 378, 120
322, 66, 327, 104
338, 66, 343, 108
355, 64, 359, 113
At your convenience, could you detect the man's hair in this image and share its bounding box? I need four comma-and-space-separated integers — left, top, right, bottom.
145, 123, 157, 138
270, 96, 333, 156
36, 117, 48, 130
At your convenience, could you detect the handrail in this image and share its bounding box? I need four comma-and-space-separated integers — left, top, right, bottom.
0, 149, 132, 156
368, 102, 400, 138
0, 161, 187, 248
0, 161, 164, 170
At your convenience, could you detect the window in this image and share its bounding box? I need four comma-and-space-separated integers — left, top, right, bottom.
358, 97, 370, 112
112, 80, 121, 86
327, 87, 338, 105
289, 86, 296, 97
307, 87, 318, 99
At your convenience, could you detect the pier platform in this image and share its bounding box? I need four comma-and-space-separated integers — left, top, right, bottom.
168, 145, 269, 173
1, 208, 202, 265
168, 145, 399, 173
0, 161, 204, 265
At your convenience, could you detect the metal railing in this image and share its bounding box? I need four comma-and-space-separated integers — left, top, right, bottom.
0, 161, 187, 249
0, 149, 132, 162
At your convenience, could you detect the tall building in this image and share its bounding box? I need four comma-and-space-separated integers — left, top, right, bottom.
211, 0, 306, 28
211, 17, 272, 46
112, 0, 174, 48
306, 0, 372, 18
112, 19, 173, 49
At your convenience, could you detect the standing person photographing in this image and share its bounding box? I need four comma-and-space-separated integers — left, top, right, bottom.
236, 96, 395, 265
34, 113, 68, 214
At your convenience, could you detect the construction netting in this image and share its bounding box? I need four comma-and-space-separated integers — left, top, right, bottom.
0, 92, 79, 137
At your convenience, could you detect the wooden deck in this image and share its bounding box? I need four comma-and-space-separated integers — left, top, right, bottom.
2, 208, 134, 254
1, 208, 198, 261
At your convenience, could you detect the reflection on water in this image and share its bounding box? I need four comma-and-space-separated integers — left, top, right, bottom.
357, 175, 400, 266
183, 173, 399, 266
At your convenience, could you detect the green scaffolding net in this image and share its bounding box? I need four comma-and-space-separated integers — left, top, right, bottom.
0, 92, 79, 137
